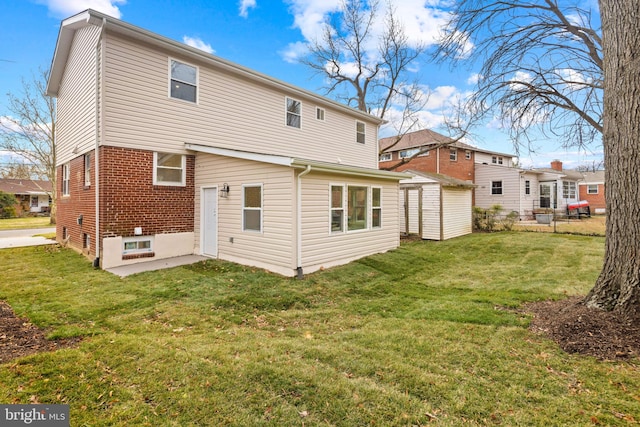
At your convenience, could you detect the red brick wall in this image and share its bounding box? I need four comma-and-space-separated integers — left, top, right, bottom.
56, 151, 97, 257
99, 146, 195, 237
379, 147, 475, 182
56, 147, 195, 258
579, 183, 606, 211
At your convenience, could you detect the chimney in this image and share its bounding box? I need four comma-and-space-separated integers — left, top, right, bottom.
550, 160, 563, 171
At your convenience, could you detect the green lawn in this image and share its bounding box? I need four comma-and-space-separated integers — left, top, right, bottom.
0, 216, 52, 230
1, 233, 638, 426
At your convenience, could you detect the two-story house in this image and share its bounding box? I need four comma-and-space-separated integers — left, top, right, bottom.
47, 9, 407, 277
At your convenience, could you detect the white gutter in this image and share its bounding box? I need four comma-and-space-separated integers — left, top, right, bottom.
296, 165, 312, 279
93, 18, 106, 267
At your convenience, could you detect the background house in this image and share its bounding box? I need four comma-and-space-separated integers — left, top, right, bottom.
578, 171, 606, 214
475, 159, 582, 218
0, 179, 51, 216
47, 9, 407, 277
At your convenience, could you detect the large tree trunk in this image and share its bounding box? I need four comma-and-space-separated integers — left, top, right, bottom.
584, 1, 640, 320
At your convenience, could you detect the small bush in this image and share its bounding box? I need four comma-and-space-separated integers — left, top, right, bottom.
473, 205, 503, 232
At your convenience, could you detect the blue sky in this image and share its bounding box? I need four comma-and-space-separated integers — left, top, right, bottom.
0, 0, 603, 169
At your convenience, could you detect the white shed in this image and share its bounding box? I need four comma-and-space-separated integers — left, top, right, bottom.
399, 170, 475, 240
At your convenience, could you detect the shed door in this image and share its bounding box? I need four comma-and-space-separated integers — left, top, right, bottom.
202, 188, 218, 257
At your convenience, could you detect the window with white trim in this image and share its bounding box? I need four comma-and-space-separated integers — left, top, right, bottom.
587, 184, 598, 194
154, 152, 186, 186
84, 153, 91, 187
562, 181, 576, 198
123, 236, 153, 255
465, 150, 472, 160
372, 187, 381, 228
492, 156, 503, 165
491, 180, 503, 195
348, 186, 367, 231
525, 180, 531, 195
62, 163, 70, 196
449, 147, 457, 161
316, 107, 325, 121
243, 184, 262, 232
286, 97, 301, 128
356, 121, 366, 144
170, 59, 197, 103
330, 185, 344, 233
379, 152, 392, 161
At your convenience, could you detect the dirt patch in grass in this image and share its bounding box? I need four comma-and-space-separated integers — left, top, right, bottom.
525, 296, 640, 360
0, 301, 81, 363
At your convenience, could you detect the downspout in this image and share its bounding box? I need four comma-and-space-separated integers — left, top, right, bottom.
296, 165, 312, 279
93, 18, 106, 268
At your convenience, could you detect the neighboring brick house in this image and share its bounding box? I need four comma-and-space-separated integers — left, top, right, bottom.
0, 179, 52, 216
47, 9, 407, 276
578, 171, 606, 214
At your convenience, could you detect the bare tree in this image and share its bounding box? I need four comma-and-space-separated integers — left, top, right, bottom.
0, 162, 41, 179
301, 0, 432, 156
583, 0, 640, 320
0, 68, 56, 223
437, 0, 602, 153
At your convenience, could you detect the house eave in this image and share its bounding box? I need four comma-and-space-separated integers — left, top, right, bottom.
185, 143, 410, 181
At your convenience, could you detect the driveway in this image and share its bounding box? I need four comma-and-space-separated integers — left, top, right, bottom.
0, 227, 56, 249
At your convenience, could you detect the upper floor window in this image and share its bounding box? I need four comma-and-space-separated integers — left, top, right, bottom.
286, 97, 301, 128
62, 163, 70, 196
153, 152, 186, 186
316, 107, 325, 121
84, 153, 91, 187
491, 180, 503, 195
399, 148, 419, 159
170, 59, 197, 103
449, 147, 457, 161
492, 156, 503, 165
465, 150, 472, 160
525, 180, 531, 195
587, 184, 599, 194
356, 121, 366, 144
379, 152, 392, 162
243, 184, 263, 232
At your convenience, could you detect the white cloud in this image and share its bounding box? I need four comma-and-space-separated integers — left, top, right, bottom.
183, 36, 215, 54
467, 73, 482, 85
38, 0, 126, 18
282, 0, 452, 63
239, 0, 256, 18
280, 41, 308, 64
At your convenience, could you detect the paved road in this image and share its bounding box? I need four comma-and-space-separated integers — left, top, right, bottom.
0, 227, 56, 249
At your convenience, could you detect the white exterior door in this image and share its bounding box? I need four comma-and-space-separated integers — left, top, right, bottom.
202, 187, 218, 256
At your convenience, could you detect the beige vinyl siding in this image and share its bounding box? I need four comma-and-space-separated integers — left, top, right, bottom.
475, 152, 514, 167
56, 25, 102, 165
300, 173, 399, 270
194, 154, 296, 275
102, 33, 378, 168
474, 164, 522, 214
442, 188, 472, 239
520, 172, 539, 216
